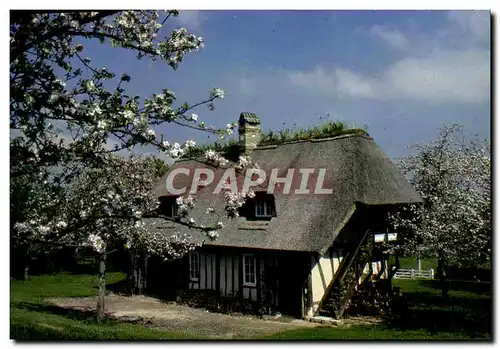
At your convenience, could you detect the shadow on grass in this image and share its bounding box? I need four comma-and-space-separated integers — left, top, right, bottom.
416, 279, 491, 295
384, 280, 492, 338
14, 301, 138, 326
11, 322, 79, 341
402, 291, 491, 311
386, 306, 491, 339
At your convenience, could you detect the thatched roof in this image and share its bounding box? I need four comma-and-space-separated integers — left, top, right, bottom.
149, 134, 422, 254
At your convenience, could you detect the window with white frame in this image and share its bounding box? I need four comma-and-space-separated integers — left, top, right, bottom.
158, 195, 179, 218
243, 254, 257, 286
254, 195, 275, 218
189, 251, 200, 281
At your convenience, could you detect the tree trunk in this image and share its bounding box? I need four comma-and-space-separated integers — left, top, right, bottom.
143, 254, 148, 292
437, 252, 449, 297
96, 252, 107, 323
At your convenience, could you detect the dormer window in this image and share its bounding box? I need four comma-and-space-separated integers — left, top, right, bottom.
255, 196, 274, 218
240, 192, 276, 220
158, 195, 179, 219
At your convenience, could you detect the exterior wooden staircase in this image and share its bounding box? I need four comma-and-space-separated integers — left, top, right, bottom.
317, 229, 374, 319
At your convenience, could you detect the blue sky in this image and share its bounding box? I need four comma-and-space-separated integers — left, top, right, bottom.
85, 10, 490, 161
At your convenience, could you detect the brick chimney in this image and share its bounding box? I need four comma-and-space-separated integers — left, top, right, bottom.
238, 112, 261, 155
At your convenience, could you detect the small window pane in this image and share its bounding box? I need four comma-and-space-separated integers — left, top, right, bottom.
189, 252, 200, 281
243, 254, 257, 286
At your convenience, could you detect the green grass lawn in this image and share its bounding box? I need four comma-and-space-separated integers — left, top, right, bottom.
263, 278, 491, 340
398, 257, 438, 271
11, 272, 492, 340
10, 272, 197, 340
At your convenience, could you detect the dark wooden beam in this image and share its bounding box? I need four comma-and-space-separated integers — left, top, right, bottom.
256, 253, 262, 304
224, 255, 228, 297
307, 255, 313, 313
205, 252, 208, 290
216, 251, 221, 298
232, 255, 236, 294
239, 254, 244, 303
329, 248, 334, 275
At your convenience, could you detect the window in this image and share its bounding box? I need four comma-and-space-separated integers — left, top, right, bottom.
189, 251, 200, 281
243, 254, 257, 286
255, 197, 272, 217
240, 192, 276, 219
158, 196, 179, 218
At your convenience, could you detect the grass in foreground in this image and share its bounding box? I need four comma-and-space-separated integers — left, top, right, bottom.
262, 325, 478, 340
11, 272, 492, 340
262, 278, 491, 340
10, 272, 197, 340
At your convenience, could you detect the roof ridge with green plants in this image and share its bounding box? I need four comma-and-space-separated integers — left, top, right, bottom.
179, 120, 369, 159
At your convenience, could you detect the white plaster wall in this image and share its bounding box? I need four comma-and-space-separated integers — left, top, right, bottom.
310, 248, 344, 310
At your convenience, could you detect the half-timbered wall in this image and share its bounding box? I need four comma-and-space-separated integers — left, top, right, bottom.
186, 250, 280, 305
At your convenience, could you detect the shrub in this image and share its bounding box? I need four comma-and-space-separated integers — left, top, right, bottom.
347, 281, 409, 319
175, 289, 275, 317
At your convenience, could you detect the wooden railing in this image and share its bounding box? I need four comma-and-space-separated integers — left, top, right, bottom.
332, 232, 373, 319
318, 229, 372, 319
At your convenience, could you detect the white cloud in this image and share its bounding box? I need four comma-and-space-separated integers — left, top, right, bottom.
176, 10, 203, 31
369, 25, 409, 51
447, 10, 490, 40
287, 11, 490, 105
335, 68, 378, 98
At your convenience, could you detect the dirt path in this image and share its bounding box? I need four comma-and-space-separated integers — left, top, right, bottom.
49, 295, 319, 339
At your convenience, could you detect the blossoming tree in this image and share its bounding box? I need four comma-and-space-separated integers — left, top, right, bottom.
10, 10, 253, 322
390, 124, 491, 296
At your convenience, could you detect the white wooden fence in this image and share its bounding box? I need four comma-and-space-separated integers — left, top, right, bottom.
393, 268, 434, 280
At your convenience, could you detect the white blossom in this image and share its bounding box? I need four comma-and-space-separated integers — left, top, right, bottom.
210, 88, 225, 99
133, 210, 143, 219
205, 149, 217, 161
10, 11, 235, 290
56, 221, 68, 229
84, 80, 96, 92
88, 234, 106, 253
207, 230, 219, 239
238, 155, 252, 168
184, 140, 196, 148
389, 124, 491, 269
97, 120, 109, 130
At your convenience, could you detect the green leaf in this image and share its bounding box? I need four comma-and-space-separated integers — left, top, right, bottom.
120, 73, 131, 82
